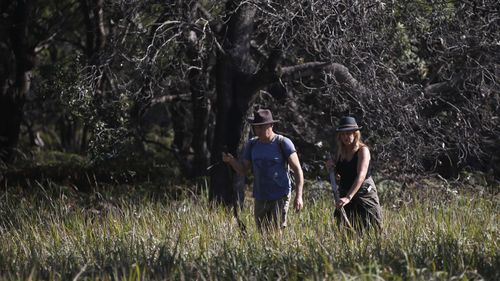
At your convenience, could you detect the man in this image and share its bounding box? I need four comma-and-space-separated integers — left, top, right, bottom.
222, 109, 304, 232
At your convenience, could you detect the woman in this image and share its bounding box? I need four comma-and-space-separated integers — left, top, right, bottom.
327, 116, 382, 231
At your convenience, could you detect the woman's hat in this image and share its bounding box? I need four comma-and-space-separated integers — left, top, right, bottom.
336, 116, 362, 132
248, 109, 279, 125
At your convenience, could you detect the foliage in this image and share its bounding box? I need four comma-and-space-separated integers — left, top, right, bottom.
0, 142, 183, 193
0, 178, 498, 280
8, 0, 500, 182
250, 0, 499, 178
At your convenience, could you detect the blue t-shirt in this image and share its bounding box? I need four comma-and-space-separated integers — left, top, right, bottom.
243, 135, 296, 201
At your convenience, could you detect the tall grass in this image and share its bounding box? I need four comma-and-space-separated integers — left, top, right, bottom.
0, 180, 498, 280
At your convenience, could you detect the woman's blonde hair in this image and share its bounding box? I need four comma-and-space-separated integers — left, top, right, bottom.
334, 130, 366, 161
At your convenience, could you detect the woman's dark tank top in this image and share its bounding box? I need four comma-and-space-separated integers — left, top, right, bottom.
335, 148, 372, 193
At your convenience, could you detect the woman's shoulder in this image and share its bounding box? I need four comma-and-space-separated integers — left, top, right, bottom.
357, 145, 371, 158
355, 145, 370, 154
359, 144, 370, 151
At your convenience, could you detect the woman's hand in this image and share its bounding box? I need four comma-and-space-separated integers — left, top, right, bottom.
325, 159, 335, 170
336, 195, 351, 209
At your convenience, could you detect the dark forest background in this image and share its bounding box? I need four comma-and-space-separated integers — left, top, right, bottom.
1, 0, 499, 203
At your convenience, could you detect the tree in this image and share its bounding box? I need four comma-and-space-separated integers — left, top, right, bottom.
5, 0, 497, 192
0, 0, 35, 163
208, 1, 369, 204
52, 0, 498, 196
0, 0, 99, 160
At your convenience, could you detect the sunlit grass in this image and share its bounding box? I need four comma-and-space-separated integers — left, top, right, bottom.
0, 180, 498, 280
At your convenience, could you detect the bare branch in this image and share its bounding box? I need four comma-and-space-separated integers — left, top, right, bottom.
281, 62, 365, 92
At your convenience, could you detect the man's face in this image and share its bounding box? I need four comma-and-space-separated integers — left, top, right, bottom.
253, 124, 272, 138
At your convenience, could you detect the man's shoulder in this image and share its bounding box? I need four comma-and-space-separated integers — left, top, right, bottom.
249, 136, 259, 143
246, 136, 259, 148
276, 134, 295, 147
275, 134, 292, 143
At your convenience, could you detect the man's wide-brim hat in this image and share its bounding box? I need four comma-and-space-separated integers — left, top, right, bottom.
336, 116, 362, 132
248, 109, 279, 125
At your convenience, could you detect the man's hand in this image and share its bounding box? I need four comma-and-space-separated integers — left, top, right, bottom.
222, 153, 249, 176
294, 195, 303, 211
222, 152, 234, 163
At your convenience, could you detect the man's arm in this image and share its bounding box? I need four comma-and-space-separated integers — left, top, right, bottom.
222, 152, 251, 176
288, 152, 304, 211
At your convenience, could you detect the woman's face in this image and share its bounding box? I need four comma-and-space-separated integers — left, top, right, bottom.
339, 131, 356, 146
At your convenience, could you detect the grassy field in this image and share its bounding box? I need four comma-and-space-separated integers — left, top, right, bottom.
0, 178, 498, 280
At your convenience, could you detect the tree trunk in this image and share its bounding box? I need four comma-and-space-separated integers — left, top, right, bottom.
78, 0, 108, 150
185, 3, 212, 177
209, 1, 258, 204
0, 91, 25, 163
190, 80, 211, 177
209, 63, 252, 203
0, 0, 33, 163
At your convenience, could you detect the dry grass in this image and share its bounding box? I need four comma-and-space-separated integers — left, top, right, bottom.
0, 177, 498, 280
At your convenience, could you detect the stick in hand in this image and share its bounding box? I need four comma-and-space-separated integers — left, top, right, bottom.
328, 154, 353, 229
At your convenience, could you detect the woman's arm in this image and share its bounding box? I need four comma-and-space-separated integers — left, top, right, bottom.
337, 146, 370, 208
